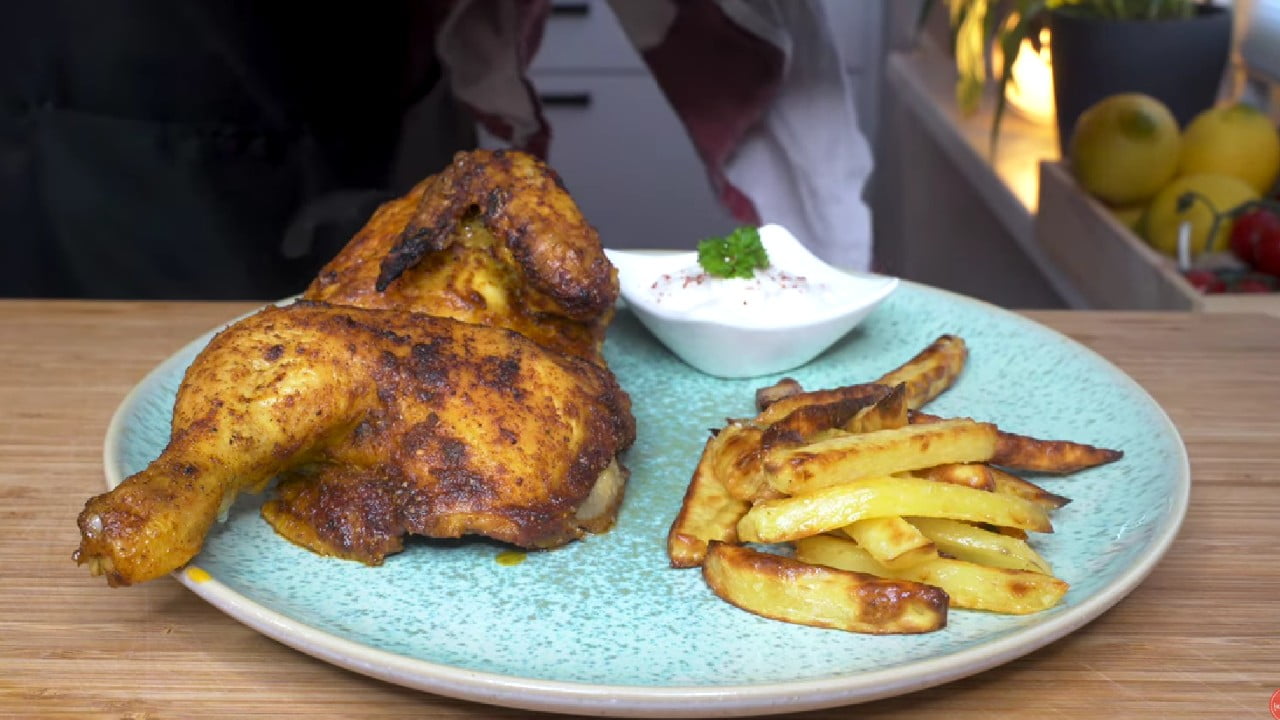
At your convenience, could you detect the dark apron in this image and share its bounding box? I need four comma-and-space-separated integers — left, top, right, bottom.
0, 1, 470, 299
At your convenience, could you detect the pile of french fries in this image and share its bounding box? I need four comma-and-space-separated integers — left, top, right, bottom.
666, 335, 1123, 635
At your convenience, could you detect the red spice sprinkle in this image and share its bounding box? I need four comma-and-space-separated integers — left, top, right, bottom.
680, 272, 711, 289
649, 266, 828, 308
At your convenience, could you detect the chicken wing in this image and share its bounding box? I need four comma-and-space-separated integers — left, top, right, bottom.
75, 302, 635, 586
305, 149, 617, 364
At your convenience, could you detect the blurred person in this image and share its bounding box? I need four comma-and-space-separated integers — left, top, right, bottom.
0, 1, 475, 299
0, 0, 872, 299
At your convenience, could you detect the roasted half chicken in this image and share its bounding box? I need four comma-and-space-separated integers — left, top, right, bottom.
305, 149, 617, 365
75, 302, 635, 586
75, 149, 635, 586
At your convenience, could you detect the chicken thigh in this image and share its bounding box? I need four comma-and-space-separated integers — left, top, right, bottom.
75, 302, 634, 586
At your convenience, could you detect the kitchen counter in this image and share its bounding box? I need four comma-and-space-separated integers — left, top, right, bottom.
2, 300, 1277, 718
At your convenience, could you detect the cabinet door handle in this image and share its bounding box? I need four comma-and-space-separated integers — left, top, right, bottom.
550, 2, 590, 17
538, 92, 593, 108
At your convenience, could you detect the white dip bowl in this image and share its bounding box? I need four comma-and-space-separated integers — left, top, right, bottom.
605, 224, 898, 379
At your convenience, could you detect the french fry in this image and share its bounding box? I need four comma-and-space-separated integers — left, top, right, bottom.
764, 419, 1000, 496
760, 391, 890, 449
699, 422, 776, 504
990, 466, 1072, 510
874, 334, 967, 410
795, 534, 1067, 614
754, 383, 890, 426
667, 333, 1117, 631
666, 430, 752, 568
841, 516, 938, 569
907, 516, 1051, 574
702, 542, 949, 634
908, 556, 1067, 614
798, 535, 884, 574
755, 377, 804, 412
992, 431, 1124, 474
911, 412, 1122, 474
920, 462, 996, 491
842, 382, 909, 434
738, 475, 1054, 544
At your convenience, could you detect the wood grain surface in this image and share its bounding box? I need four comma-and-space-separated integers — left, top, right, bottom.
1, 301, 1277, 719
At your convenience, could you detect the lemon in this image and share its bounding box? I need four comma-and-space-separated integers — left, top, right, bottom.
1142, 173, 1258, 257
1069, 93, 1181, 206
1107, 203, 1147, 234
1179, 103, 1280, 195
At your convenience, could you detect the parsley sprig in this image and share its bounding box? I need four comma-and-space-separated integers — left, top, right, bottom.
697, 226, 770, 279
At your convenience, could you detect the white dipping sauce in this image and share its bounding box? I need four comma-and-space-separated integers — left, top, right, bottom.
647, 267, 842, 324
641, 225, 854, 325
604, 224, 898, 377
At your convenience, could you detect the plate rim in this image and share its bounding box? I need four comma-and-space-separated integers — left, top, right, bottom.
100, 280, 1191, 718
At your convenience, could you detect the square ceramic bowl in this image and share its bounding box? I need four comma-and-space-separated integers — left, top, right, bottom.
605, 225, 898, 378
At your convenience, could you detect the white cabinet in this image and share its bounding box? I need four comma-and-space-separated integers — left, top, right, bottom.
524, 0, 736, 249
531, 73, 737, 249
481, 0, 883, 250
530, 1, 645, 72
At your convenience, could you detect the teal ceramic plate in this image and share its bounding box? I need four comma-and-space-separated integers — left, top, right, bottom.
104, 281, 1188, 718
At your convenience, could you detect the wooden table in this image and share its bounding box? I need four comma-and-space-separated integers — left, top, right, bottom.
2, 301, 1277, 719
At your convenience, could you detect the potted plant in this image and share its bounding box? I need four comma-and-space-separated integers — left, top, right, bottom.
923, 0, 1232, 152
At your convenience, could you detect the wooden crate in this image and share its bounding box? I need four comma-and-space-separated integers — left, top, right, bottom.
1035, 161, 1280, 315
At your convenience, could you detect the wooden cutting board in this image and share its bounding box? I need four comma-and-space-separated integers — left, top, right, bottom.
1, 301, 1277, 719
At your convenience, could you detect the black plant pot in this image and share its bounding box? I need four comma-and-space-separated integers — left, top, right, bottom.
1049, 5, 1232, 153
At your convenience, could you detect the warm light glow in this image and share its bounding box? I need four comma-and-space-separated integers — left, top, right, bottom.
1006, 29, 1055, 125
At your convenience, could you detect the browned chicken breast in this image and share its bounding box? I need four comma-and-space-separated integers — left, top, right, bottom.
75, 302, 634, 586
305, 149, 618, 364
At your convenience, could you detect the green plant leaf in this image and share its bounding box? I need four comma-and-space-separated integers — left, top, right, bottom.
989, 0, 1046, 153
954, 0, 988, 115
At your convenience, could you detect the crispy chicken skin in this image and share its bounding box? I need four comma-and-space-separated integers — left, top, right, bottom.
305, 149, 617, 364
76, 149, 635, 586
75, 302, 635, 586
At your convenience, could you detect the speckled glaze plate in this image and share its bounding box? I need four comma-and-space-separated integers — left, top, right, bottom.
104, 281, 1188, 718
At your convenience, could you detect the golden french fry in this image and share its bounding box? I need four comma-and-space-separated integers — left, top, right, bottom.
797, 534, 885, 574
795, 535, 1068, 614
992, 432, 1124, 473
760, 391, 891, 449
990, 466, 1072, 510
754, 383, 891, 426
698, 422, 776, 504
702, 542, 949, 634
907, 516, 1051, 574
994, 525, 1029, 541
755, 377, 804, 412
841, 516, 938, 569
843, 382, 909, 434
765, 419, 1000, 496
673, 333, 1115, 628
666, 431, 751, 568
874, 334, 967, 410
911, 412, 1122, 474
908, 557, 1067, 614
921, 462, 996, 491
738, 475, 1053, 544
